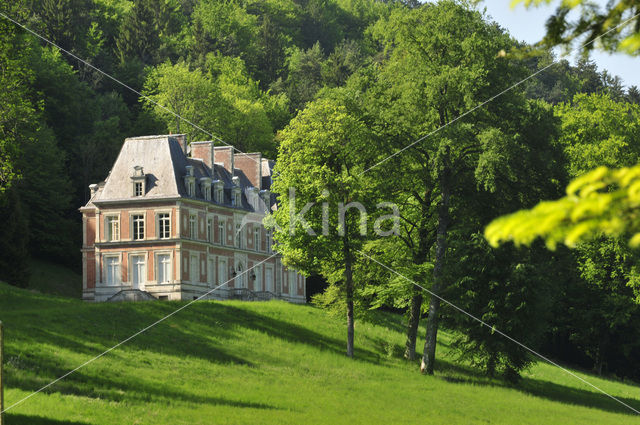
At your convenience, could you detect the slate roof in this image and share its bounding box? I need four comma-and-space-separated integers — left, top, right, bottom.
85, 135, 274, 213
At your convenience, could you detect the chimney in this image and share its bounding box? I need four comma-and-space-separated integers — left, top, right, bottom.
190, 141, 214, 169
172, 134, 188, 154
233, 152, 262, 188
213, 146, 234, 175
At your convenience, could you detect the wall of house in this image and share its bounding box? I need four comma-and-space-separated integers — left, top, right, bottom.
82, 193, 305, 303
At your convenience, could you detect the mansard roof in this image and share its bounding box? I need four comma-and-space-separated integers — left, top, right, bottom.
84, 135, 274, 213
94, 135, 185, 201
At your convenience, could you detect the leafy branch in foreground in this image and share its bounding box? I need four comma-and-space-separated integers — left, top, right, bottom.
510, 0, 640, 55
485, 165, 640, 249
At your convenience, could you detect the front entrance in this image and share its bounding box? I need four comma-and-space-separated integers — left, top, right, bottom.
131, 255, 146, 290
235, 262, 245, 288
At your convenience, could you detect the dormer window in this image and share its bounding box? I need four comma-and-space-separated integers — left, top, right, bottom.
184, 165, 196, 197
247, 187, 259, 209
231, 176, 241, 207
213, 180, 224, 203
200, 177, 212, 201
260, 190, 271, 212
131, 165, 145, 197
232, 191, 242, 207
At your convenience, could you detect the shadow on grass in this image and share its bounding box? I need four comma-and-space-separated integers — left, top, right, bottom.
428, 356, 640, 416
213, 303, 380, 362
5, 292, 640, 417
519, 376, 640, 416
3, 300, 380, 411
5, 362, 283, 410
5, 414, 91, 425
359, 310, 407, 334
6, 301, 381, 364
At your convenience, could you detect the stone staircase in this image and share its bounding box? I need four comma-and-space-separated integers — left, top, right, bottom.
106, 289, 157, 302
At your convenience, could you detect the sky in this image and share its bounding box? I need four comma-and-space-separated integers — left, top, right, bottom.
479, 1, 640, 88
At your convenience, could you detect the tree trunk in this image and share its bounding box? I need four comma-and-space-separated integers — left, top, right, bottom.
344, 240, 355, 358
405, 203, 430, 361
487, 353, 496, 378
404, 290, 422, 360
421, 293, 441, 374
421, 150, 451, 375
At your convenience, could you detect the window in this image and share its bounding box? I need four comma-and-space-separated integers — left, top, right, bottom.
106, 216, 119, 242
265, 266, 274, 292
215, 187, 223, 203
208, 257, 215, 286
104, 256, 120, 285
158, 213, 171, 239
134, 181, 143, 197
218, 258, 227, 285
157, 254, 171, 283
132, 215, 144, 240
235, 223, 243, 249
289, 270, 297, 295
132, 166, 145, 197
266, 229, 272, 253
254, 264, 262, 291
131, 255, 146, 289
254, 227, 261, 251
189, 215, 197, 239
190, 255, 198, 283
185, 166, 195, 197
203, 185, 211, 201
218, 220, 225, 245
185, 177, 196, 197
232, 191, 241, 207
207, 218, 213, 242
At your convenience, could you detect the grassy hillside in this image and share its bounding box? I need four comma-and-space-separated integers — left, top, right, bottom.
27, 259, 82, 299
0, 282, 639, 424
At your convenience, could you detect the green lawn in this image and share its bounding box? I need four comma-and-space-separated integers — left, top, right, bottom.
0, 281, 639, 424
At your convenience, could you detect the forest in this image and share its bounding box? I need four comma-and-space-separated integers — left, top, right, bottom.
1, 0, 640, 384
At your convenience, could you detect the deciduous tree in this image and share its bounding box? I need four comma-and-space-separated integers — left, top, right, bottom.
269, 89, 377, 357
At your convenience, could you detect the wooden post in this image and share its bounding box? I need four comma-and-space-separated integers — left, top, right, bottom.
0, 321, 4, 425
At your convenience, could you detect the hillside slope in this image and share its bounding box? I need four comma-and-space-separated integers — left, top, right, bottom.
0, 282, 639, 424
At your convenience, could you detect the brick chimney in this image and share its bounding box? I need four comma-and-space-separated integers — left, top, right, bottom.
234, 152, 262, 189
213, 146, 234, 175
190, 141, 214, 168
172, 134, 188, 155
